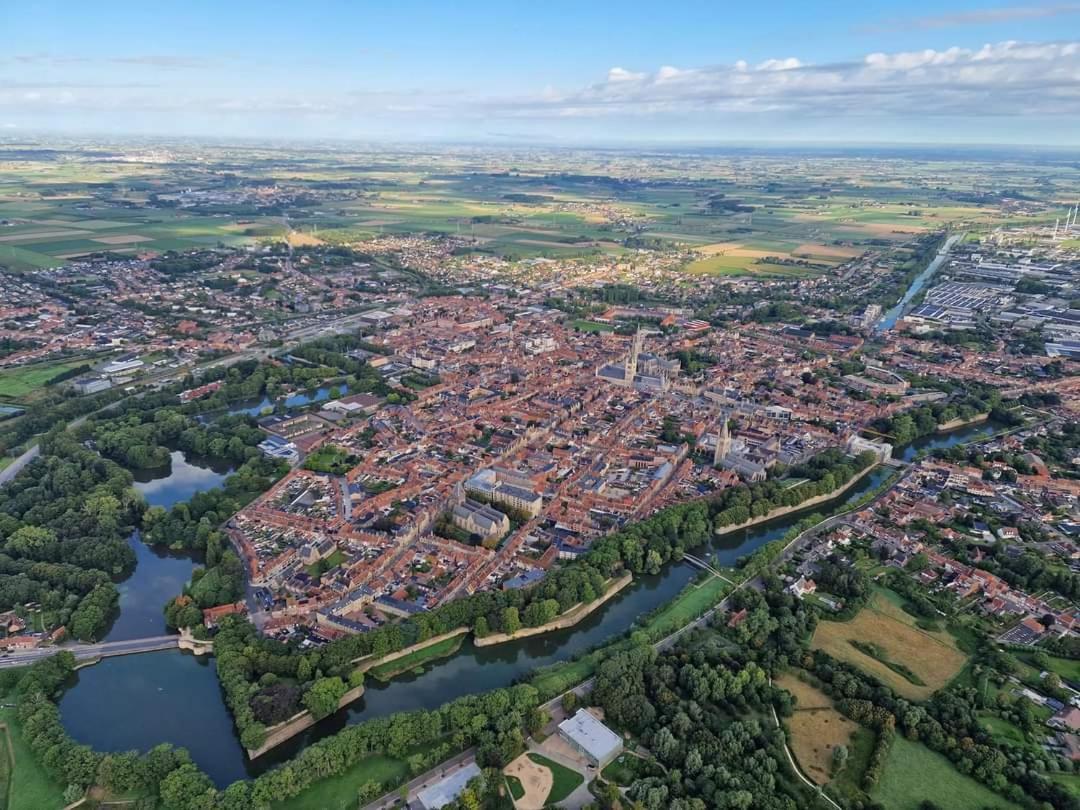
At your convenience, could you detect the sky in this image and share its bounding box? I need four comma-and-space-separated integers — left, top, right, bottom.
2, 0, 1080, 146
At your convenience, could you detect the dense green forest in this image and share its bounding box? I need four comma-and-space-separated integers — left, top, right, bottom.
0, 432, 142, 640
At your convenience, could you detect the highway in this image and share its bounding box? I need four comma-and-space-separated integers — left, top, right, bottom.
0, 635, 179, 669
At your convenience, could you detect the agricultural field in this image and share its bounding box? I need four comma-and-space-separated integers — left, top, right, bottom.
871, 736, 1020, 810
810, 590, 968, 700
2, 143, 1061, 277
775, 673, 862, 785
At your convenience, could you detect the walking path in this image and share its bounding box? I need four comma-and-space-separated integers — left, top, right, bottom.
0, 444, 38, 488
769, 682, 843, 810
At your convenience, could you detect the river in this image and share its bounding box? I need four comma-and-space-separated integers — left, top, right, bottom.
59, 462, 900, 786
874, 234, 960, 333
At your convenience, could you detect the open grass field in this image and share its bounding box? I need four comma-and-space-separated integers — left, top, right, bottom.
872, 736, 1020, 810
272, 753, 406, 810
526, 753, 584, 805
642, 576, 729, 639
0, 360, 85, 401
979, 712, 1027, 746
0, 708, 67, 810
367, 634, 465, 682
570, 319, 614, 333
775, 674, 861, 785
811, 591, 968, 700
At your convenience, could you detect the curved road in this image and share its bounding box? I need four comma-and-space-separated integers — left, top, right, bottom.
0, 444, 39, 488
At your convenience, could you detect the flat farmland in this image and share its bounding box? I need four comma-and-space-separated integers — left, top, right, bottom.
811, 592, 968, 700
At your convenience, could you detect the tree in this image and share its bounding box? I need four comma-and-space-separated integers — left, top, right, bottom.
502, 606, 521, 636
303, 676, 348, 721
159, 763, 217, 810
831, 744, 849, 775
473, 615, 489, 638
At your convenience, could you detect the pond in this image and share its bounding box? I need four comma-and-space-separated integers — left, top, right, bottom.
224, 384, 349, 418
102, 451, 232, 641
132, 449, 236, 510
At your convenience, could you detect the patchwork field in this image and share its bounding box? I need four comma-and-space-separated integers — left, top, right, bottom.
776, 674, 861, 785
810, 591, 968, 700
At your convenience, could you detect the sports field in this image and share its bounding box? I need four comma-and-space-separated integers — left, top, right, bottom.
811, 591, 967, 700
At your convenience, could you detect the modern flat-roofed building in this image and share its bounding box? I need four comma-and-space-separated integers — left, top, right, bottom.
557, 709, 623, 767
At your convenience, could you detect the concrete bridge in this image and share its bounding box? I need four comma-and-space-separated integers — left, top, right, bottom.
0, 635, 181, 670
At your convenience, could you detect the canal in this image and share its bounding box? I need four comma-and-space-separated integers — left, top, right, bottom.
59, 461, 902, 786
874, 234, 960, 333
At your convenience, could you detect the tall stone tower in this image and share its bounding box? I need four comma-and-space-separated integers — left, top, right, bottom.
714, 418, 731, 466
624, 328, 643, 385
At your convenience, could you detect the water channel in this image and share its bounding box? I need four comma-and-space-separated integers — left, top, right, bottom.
58, 422, 998, 786
222, 384, 349, 418
874, 234, 961, 333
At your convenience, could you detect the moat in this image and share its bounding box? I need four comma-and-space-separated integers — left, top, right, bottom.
59, 421, 1000, 786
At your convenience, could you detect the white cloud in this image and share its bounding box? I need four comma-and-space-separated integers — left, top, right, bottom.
473, 40, 1080, 120
0, 39, 1077, 130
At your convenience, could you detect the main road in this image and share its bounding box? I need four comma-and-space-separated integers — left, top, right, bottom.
0, 635, 179, 669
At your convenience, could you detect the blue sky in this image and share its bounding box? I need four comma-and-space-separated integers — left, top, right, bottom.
3, 1, 1080, 145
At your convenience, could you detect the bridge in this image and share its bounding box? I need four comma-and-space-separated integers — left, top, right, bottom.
682, 553, 736, 585
0, 635, 180, 669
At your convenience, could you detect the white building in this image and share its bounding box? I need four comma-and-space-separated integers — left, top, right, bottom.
557, 709, 623, 767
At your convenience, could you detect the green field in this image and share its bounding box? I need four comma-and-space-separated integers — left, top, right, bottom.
527, 753, 583, 804
641, 576, 729, 639
979, 712, 1027, 746
0, 708, 67, 810
570, 319, 614, 333
872, 737, 1020, 810
367, 634, 465, 682
0, 360, 85, 401
505, 774, 525, 800
272, 754, 406, 810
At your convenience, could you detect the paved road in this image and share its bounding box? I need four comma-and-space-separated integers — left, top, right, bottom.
0, 444, 39, 488
0, 635, 178, 669
363, 748, 476, 810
